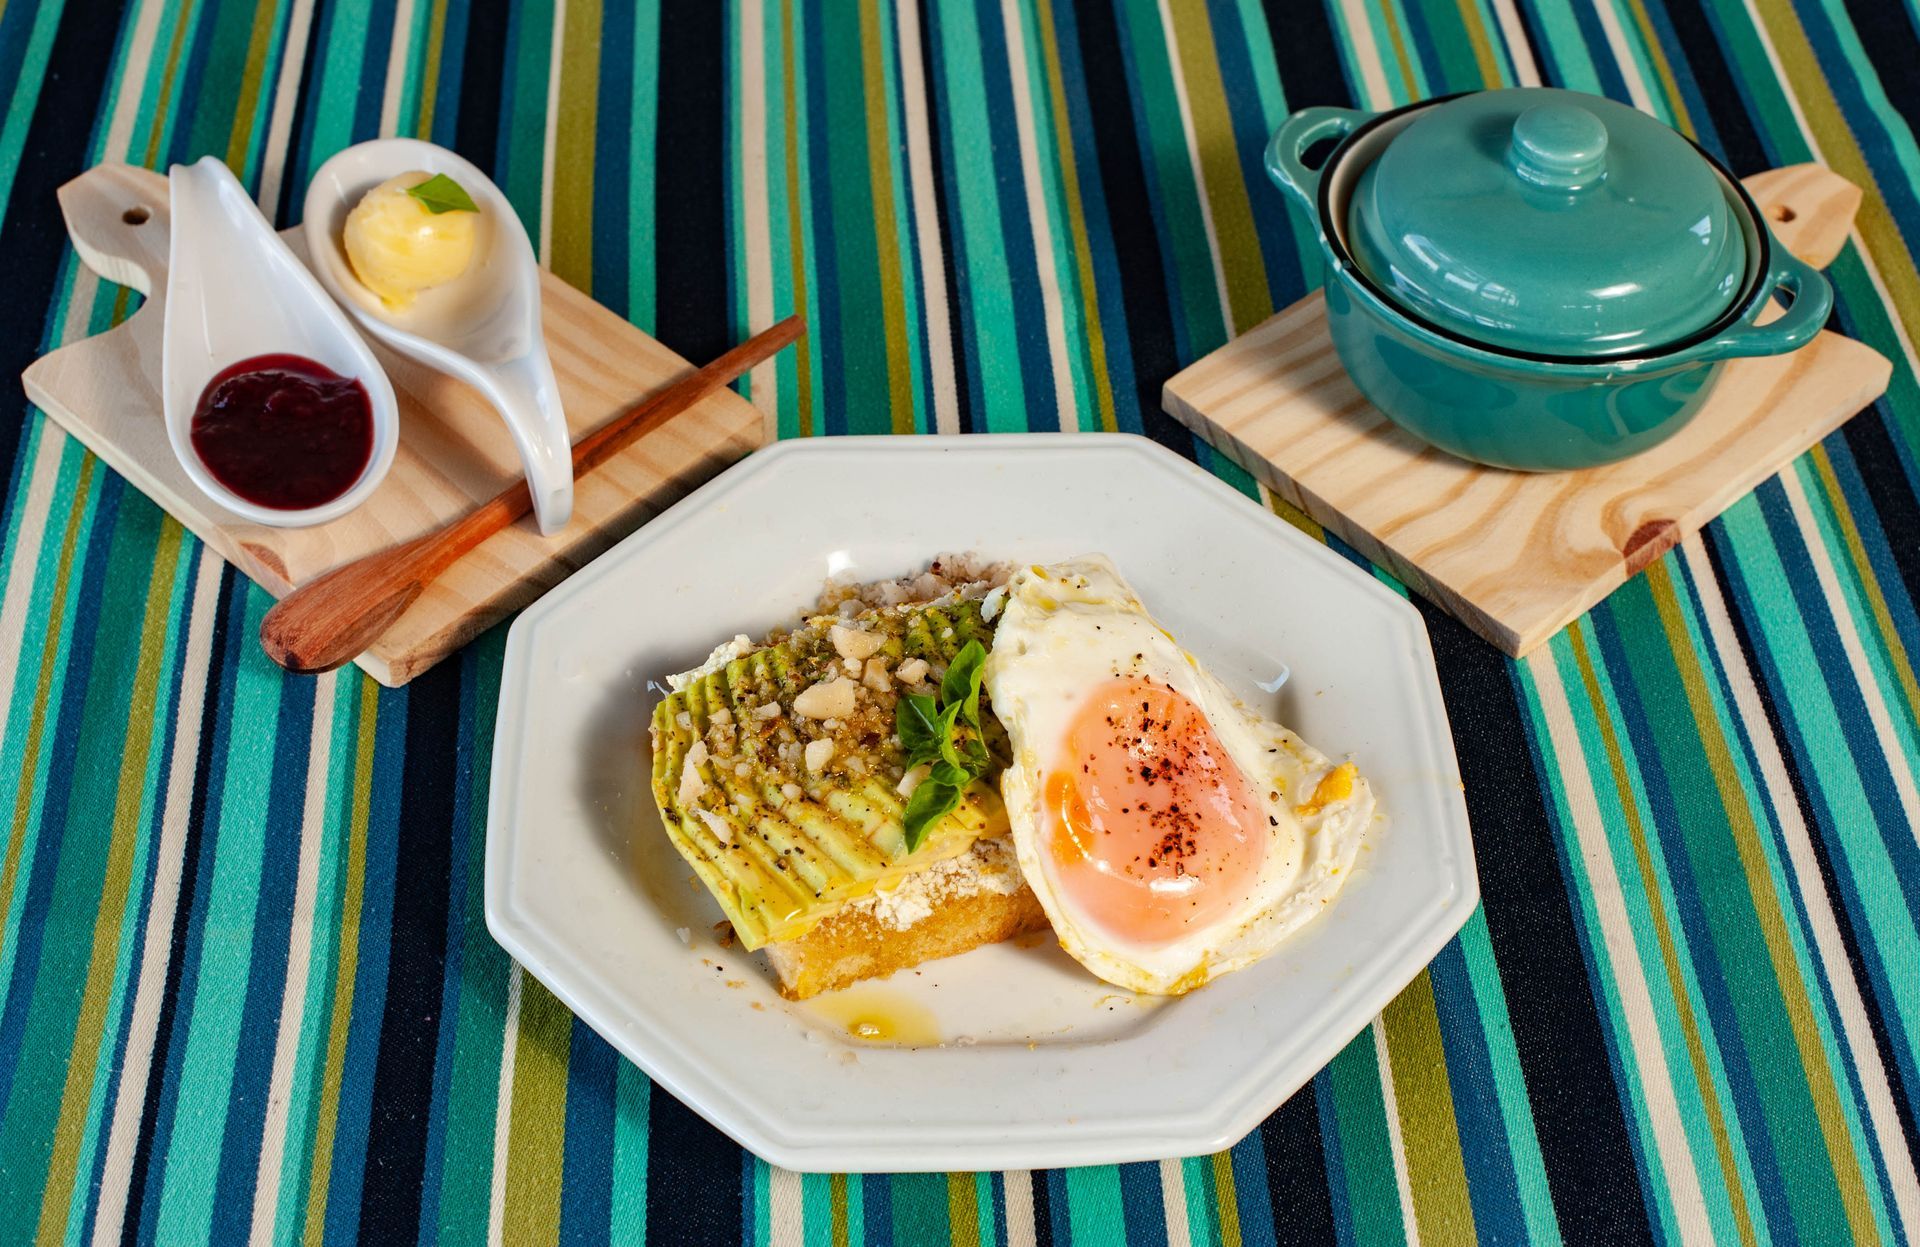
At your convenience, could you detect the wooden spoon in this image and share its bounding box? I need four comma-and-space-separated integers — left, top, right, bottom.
259, 314, 806, 674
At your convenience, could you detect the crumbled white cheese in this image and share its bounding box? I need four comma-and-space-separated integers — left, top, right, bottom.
793, 677, 857, 720
804, 739, 835, 773
667, 634, 755, 692
676, 741, 708, 805
847, 838, 1024, 931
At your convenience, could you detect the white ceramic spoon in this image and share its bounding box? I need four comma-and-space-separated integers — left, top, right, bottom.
303, 139, 574, 535
162, 157, 399, 527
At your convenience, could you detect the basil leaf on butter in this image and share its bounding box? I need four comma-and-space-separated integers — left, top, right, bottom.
902, 779, 961, 852
895, 693, 944, 762
941, 640, 987, 730
406, 173, 479, 214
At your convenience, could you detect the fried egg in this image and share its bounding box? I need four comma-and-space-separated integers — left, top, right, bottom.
983, 556, 1374, 994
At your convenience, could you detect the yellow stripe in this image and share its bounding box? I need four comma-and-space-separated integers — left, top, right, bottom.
830, 1172, 850, 1247
417, 0, 450, 140
946, 1172, 981, 1247
1566, 620, 1762, 1247
140, 0, 200, 170
1642, 568, 1881, 1242
1623, 0, 1695, 137
223, 0, 281, 175
855, 3, 916, 436
1166, 0, 1271, 336
1033, 0, 1118, 432
503, 977, 571, 1247
782, 0, 813, 437
1751, 0, 1920, 348
1381, 970, 1478, 1246
1451, 0, 1505, 88
1807, 446, 1920, 726
302, 678, 379, 1247
550, 0, 601, 292
0, 457, 96, 953
1378, 1, 1421, 104
33, 519, 183, 1245
1208, 1149, 1244, 1247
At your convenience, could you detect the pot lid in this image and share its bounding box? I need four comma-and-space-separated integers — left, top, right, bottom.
1343, 89, 1748, 358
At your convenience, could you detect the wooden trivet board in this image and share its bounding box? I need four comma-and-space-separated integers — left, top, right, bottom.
21, 164, 765, 686
1163, 164, 1891, 657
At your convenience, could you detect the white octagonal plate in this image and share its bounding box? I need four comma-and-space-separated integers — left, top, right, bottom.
486, 434, 1476, 1172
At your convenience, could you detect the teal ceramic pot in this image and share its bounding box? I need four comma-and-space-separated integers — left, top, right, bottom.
1267, 89, 1832, 471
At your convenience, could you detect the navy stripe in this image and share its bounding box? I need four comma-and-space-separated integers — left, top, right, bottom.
1420, 597, 1657, 1246
653, 0, 730, 365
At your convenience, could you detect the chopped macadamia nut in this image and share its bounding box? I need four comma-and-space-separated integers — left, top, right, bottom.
781, 782, 803, 801
830, 624, 886, 661
804, 739, 835, 773
754, 702, 781, 720
792, 677, 858, 720
896, 657, 929, 684
863, 657, 892, 692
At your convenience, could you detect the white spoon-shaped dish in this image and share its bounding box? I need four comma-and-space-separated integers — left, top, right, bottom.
163, 157, 399, 527
303, 139, 574, 535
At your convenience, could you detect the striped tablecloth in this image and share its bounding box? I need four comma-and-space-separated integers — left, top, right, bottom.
2, 1, 1917, 1244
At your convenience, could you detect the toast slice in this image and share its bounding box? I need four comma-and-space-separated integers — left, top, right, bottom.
761, 836, 1048, 999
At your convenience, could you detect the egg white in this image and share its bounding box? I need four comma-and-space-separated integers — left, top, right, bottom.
983, 556, 1374, 994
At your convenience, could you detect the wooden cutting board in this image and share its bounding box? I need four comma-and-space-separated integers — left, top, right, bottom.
21, 163, 766, 686
1162, 164, 1892, 657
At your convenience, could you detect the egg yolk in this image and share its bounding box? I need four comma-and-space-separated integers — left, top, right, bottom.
1043, 676, 1268, 945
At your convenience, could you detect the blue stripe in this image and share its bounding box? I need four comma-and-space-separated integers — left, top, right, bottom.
1426, 939, 1532, 1245
207, 670, 318, 1243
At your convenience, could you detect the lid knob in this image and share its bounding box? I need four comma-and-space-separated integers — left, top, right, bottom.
1507, 103, 1609, 191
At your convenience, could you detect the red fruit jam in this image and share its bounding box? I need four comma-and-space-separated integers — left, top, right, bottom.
190, 354, 374, 510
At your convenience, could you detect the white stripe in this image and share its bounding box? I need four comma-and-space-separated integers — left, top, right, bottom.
246, 673, 338, 1246
1681, 535, 1920, 1239
1372, 1015, 1423, 1247
538, 0, 567, 267
1153, 0, 1234, 336
767, 1166, 804, 1247
1527, 649, 1716, 1244
1158, 1158, 1194, 1247
254, 0, 318, 217
895, 0, 960, 436
1488, 0, 1543, 86
1335, 0, 1396, 110
487, 963, 525, 1247
1000, 0, 1081, 432
1001, 1170, 1038, 1247
99, 0, 169, 163
1592, 0, 1657, 112
89, 551, 222, 1246
1735, 0, 1920, 393
1776, 467, 1920, 836
737, 1, 777, 431
378, 0, 417, 140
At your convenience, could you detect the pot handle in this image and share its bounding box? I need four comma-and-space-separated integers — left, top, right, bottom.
1266, 107, 1373, 225
1696, 247, 1832, 362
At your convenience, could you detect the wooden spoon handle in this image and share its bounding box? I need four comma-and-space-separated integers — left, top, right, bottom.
259, 314, 805, 675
